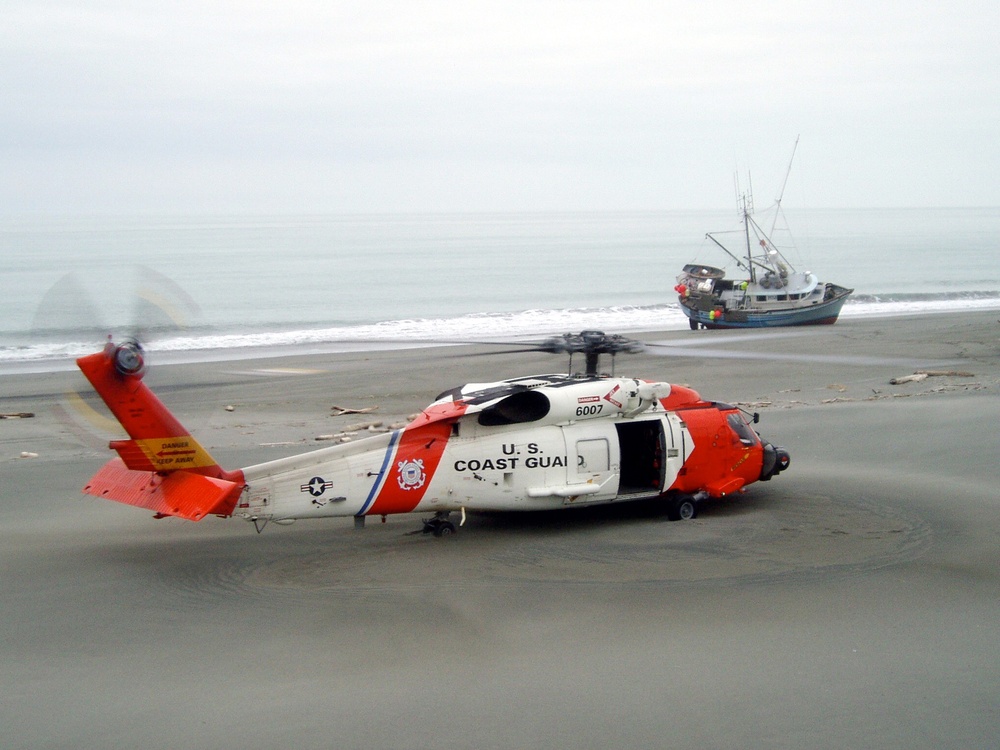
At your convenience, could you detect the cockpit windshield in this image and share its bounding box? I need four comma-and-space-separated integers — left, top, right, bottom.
727, 413, 759, 446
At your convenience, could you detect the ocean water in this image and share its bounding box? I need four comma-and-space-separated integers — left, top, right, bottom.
2, 208, 999, 369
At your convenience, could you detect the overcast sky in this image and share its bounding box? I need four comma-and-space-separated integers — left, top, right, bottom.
4, 1, 998, 213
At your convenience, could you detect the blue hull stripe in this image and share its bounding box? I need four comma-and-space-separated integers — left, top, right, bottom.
357, 429, 402, 516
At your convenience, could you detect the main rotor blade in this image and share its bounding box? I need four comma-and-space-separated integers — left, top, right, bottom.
446, 346, 549, 358
642, 342, 945, 368
651, 330, 811, 347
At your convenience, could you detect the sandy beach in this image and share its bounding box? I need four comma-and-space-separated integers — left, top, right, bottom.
2, 310, 999, 749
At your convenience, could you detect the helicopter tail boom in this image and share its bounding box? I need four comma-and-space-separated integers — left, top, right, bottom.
77, 340, 245, 520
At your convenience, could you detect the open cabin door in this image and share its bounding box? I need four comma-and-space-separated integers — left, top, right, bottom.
562, 423, 619, 504
614, 417, 667, 498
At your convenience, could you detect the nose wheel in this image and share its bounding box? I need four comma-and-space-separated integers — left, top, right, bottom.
422, 512, 457, 537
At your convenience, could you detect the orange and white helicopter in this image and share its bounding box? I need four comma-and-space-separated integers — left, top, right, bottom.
77, 331, 790, 536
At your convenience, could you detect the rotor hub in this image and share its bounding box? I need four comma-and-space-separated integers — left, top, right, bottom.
113, 340, 146, 377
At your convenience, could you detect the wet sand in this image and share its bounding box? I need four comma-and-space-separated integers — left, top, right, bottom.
2, 311, 999, 749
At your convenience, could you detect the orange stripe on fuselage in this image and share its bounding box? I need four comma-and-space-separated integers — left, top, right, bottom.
366, 401, 466, 516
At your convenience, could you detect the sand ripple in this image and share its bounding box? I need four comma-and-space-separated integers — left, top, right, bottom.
230, 491, 931, 596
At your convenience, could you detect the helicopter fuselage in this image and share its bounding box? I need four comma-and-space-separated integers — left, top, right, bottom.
236, 374, 788, 523
77, 342, 790, 529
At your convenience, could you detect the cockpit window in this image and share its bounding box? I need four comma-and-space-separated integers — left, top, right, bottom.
727, 413, 758, 445
478, 390, 551, 426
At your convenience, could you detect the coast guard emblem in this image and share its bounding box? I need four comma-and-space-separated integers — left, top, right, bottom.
397, 459, 426, 490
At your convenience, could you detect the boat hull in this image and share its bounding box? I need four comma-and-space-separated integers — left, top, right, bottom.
679, 288, 852, 329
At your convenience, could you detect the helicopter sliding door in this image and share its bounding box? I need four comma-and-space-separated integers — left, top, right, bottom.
614, 418, 666, 498
562, 423, 619, 504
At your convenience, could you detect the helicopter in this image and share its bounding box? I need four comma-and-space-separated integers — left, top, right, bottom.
77, 330, 790, 536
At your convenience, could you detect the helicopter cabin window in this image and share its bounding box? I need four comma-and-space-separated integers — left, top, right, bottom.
576, 438, 609, 473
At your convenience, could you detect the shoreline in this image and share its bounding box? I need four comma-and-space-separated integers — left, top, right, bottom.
0, 292, 1000, 376
3, 298, 1000, 377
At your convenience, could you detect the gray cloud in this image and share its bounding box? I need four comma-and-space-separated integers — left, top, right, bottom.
3, 1, 999, 212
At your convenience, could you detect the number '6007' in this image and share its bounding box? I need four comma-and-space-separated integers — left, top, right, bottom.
576, 404, 603, 416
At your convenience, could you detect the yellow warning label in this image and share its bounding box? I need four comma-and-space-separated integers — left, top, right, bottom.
134, 436, 217, 471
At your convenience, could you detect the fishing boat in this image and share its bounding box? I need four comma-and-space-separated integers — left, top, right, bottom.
675, 143, 852, 329
676, 258, 852, 329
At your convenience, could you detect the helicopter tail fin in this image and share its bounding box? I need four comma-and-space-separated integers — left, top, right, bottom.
76, 340, 244, 520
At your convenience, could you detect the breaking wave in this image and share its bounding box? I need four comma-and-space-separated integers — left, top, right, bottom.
4, 293, 1000, 372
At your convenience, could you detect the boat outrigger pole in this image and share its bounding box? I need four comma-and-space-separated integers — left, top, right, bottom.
705, 232, 751, 276
770, 134, 800, 237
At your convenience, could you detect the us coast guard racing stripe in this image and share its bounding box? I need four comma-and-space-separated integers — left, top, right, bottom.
364, 419, 455, 516
357, 430, 402, 516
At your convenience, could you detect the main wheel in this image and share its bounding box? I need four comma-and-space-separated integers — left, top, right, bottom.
665, 495, 697, 521
433, 521, 456, 537
676, 497, 697, 520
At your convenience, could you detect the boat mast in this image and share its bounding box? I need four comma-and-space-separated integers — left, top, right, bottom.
743, 195, 757, 284
731, 171, 757, 283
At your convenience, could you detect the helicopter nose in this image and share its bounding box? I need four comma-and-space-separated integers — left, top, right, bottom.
759, 442, 791, 481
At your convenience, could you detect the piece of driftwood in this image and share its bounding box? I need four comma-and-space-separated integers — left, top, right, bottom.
891, 370, 975, 385
1, 412, 35, 419
344, 420, 384, 432
330, 405, 379, 416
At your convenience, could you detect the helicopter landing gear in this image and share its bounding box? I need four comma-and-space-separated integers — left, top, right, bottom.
665, 494, 698, 521
422, 512, 457, 537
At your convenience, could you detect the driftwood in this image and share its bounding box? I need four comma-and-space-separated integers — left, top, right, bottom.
1, 412, 35, 419
330, 405, 379, 416
315, 420, 389, 442
890, 370, 974, 385
345, 420, 383, 432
